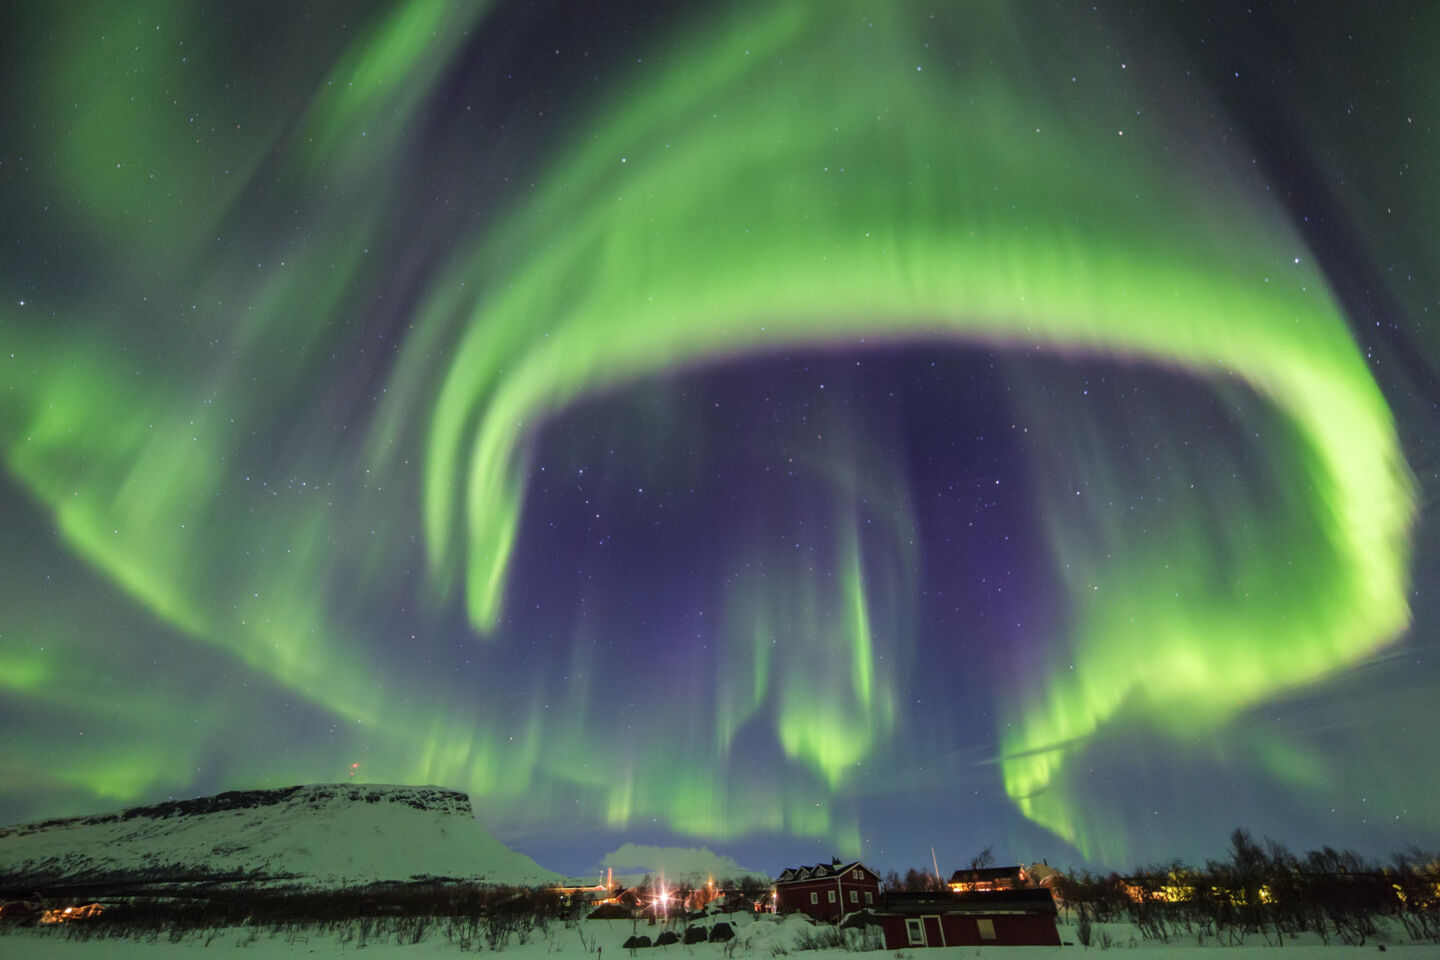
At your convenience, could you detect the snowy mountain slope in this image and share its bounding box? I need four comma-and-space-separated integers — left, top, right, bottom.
0, 783, 560, 888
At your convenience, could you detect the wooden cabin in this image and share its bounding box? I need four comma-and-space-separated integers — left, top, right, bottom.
875, 889, 1060, 948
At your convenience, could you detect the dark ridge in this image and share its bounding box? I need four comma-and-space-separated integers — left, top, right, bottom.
0, 784, 471, 838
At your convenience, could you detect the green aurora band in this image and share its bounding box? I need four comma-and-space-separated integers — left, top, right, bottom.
0, 0, 1419, 860
407, 2, 1415, 853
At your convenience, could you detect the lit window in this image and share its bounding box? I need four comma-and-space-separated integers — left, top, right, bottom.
906, 919, 925, 946
810, 892, 818, 905
977, 919, 996, 941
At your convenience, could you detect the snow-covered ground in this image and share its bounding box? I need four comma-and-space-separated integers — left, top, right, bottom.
4, 913, 1435, 959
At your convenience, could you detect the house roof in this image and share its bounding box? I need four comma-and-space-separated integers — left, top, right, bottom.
775, 860, 874, 884
882, 889, 1058, 917
948, 865, 1027, 884
1027, 863, 1064, 883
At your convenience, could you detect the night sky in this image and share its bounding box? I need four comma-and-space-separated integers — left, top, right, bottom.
2, 1, 1438, 878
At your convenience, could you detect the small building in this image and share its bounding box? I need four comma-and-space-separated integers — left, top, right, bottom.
875, 890, 1060, 948
38, 903, 106, 925
948, 865, 1028, 892
1026, 862, 1064, 889
552, 882, 616, 907
774, 859, 882, 921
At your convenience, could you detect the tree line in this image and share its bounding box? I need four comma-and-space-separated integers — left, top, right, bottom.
1054, 829, 1440, 947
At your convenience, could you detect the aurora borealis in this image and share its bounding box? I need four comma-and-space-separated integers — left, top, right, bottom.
2, 1, 1437, 874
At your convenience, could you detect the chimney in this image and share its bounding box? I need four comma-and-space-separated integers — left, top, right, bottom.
831, 856, 841, 866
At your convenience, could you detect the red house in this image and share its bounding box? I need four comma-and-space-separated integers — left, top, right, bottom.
875, 890, 1061, 948
774, 859, 882, 921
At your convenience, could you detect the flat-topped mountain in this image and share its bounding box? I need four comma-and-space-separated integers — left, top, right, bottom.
0, 783, 560, 892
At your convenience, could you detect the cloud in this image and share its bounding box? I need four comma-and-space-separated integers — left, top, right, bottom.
599, 843, 766, 880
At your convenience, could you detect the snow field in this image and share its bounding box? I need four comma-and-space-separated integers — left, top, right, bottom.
4, 912, 1436, 959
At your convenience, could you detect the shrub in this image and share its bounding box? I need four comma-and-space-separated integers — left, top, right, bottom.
794, 926, 844, 950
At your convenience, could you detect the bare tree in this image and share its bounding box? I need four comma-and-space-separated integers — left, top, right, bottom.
902, 868, 931, 892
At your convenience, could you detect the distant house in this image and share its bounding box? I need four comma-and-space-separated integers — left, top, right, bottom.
948, 865, 1028, 892
774, 859, 882, 921
875, 890, 1060, 948
1026, 862, 1064, 889
552, 882, 615, 906
38, 903, 106, 925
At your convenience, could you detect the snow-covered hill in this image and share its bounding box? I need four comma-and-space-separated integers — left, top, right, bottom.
0, 783, 560, 889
